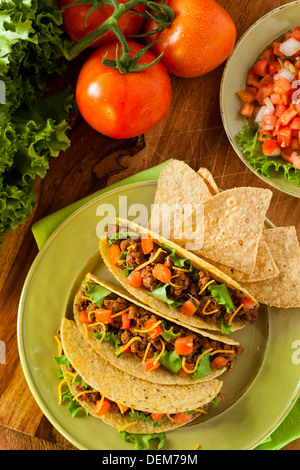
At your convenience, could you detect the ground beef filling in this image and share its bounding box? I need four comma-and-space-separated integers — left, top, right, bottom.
107, 224, 259, 326
76, 284, 243, 373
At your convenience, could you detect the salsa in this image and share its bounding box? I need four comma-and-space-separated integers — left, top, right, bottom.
237, 26, 300, 170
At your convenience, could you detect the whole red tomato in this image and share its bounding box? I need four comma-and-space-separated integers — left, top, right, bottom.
76, 41, 172, 139
145, 0, 236, 77
59, 0, 146, 47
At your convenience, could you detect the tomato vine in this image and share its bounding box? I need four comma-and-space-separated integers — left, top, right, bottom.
62, 0, 175, 73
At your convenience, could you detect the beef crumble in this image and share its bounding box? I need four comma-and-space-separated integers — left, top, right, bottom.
76, 283, 243, 375
106, 223, 259, 326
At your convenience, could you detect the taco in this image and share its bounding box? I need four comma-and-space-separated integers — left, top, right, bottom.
74, 273, 243, 386
99, 218, 259, 333
55, 318, 224, 438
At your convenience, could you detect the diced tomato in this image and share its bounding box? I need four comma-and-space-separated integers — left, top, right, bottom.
143, 317, 162, 339
237, 89, 256, 103
290, 137, 300, 151
296, 100, 300, 115
270, 93, 283, 105
256, 74, 273, 88
173, 412, 194, 424
179, 363, 194, 376
152, 263, 172, 283
118, 403, 129, 413
141, 233, 154, 255
121, 312, 130, 330
288, 29, 300, 41
240, 298, 255, 310
246, 69, 260, 87
127, 270, 143, 288
258, 129, 272, 142
181, 298, 199, 317
261, 48, 274, 61
274, 104, 287, 117
211, 356, 228, 372
273, 42, 284, 57
95, 398, 111, 416
151, 413, 165, 423
122, 346, 132, 354
142, 357, 161, 372
262, 139, 278, 155
261, 114, 277, 130
288, 151, 300, 169
277, 126, 292, 148
175, 336, 194, 356
269, 61, 282, 76
253, 59, 269, 76
109, 244, 122, 266
274, 76, 291, 95
295, 58, 300, 69
240, 102, 255, 117
290, 116, 300, 129
255, 83, 274, 105
95, 308, 113, 324
79, 310, 93, 324
278, 106, 297, 126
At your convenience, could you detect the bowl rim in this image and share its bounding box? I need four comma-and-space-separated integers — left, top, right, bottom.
220, 0, 300, 198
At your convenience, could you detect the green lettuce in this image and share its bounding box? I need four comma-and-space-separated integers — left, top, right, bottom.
237, 125, 300, 187
82, 281, 111, 307
122, 430, 165, 450
0, 0, 74, 243
148, 283, 185, 308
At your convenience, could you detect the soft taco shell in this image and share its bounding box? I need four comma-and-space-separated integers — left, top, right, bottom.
74, 273, 240, 385
99, 218, 258, 333
60, 318, 222, 416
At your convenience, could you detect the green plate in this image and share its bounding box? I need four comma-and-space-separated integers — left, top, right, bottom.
220, 0, 300, 198
17, 181, 300, 450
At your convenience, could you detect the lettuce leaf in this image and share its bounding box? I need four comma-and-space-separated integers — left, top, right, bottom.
148, 283, 185, 308
121, 430, 165, 450
83, 281, 111, 307
0, 0, 74, 243
192, 351, 212, 381
208, 283, 234, 313
157, 350, 182, 374
237, 125, 300, 187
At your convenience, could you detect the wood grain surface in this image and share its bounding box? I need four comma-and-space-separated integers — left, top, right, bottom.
0, 0, 299, 451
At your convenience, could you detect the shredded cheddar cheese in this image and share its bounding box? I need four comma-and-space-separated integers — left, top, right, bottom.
133, 320, 162, 335
92, 323, 106, 349
141, 342, 151, 363
210, 349, 235, 356
81, 294, 91, 301
54, 335, 62, 357
198, 279, 216, 296
228, 303, 244, 326
95, 394, 105, 412
111, 307, 131, 318
181, 348, 213, 374
58, 379, 67, 405
153, 337, 165, 365
135, 248, 167, 271
195, 408, 208, 414
202, 299, 219, 315
115, 336, 142, 355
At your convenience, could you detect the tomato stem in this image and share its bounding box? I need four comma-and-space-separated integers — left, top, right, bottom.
63, 0, 174, 66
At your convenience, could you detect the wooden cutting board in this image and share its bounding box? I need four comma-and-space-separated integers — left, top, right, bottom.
0, 0, 299, 450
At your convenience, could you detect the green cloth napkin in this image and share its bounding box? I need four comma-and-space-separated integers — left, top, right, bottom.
31, 160, 300, 450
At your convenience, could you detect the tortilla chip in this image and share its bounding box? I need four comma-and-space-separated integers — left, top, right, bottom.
240, 227, 300, 308
100, 218, 257, 333
197, 168, 219, 196
174, 187, 272, 275
74, 273, 240, 385
60, 318, 223, 415
200, 238, 279, 283
148, 160, 212, 240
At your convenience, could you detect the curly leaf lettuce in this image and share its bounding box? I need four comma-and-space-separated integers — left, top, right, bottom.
0, 0, 74, 243
237, 125, 300, 187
